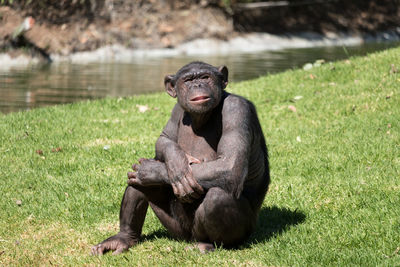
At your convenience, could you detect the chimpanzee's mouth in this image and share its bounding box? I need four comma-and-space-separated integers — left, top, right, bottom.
190, 95, 210, 103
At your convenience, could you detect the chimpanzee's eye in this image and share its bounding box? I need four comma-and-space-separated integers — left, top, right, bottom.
201, 74, 210, 80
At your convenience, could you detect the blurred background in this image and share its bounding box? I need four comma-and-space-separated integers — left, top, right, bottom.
1, 0, 399, 113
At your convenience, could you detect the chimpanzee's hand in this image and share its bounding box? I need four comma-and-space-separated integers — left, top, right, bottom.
127, 158, 165, 187
165, 151, 204, 203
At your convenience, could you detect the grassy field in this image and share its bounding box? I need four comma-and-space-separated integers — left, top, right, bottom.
1, 47, 399, 266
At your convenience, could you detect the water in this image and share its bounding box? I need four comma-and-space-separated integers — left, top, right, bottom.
1, 42, 399, 114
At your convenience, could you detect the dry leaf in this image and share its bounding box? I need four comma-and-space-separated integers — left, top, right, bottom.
136, 105, 149, 113
390, 64, 398, 74
51, 147, 62, 153
288, 105, 297, 112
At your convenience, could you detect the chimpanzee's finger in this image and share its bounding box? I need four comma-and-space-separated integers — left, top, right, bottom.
186, 175, 204, 195
181, 176, 200, 199
91, 244, 104, 255
180, 179, 197, 201
186, 187, 200, 199
127, 178, 142, 186
172, 180, 191, 202
186, 154, 201, 165
127, 171, 137, 178
171, 183, 179, 196
112, 246, 128, 255
180, 177, 194, 194
176, 182, 191, 203
183, 166, 203, 195
175, 182, 186, 198
132, 164, 140, 171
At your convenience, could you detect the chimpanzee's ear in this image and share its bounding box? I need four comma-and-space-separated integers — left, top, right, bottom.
164, 75, 177, 98
218, 66, 228, 89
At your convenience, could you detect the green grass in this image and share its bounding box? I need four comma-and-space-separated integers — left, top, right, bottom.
1, 47, 399, 266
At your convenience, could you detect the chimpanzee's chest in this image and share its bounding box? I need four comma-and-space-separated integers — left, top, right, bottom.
177, 116, 222, 163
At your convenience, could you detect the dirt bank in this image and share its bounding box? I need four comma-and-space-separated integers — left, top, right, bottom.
0, 1, 233, 57
0, 0, 399, 60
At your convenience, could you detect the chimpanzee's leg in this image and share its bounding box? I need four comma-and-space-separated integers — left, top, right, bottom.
91, 184, 192, 255
91, 185, 149, 255
192, 187, 256, 252
149, 197, 199, 241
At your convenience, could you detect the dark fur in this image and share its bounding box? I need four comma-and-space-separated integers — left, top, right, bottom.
91, 62, 270, 255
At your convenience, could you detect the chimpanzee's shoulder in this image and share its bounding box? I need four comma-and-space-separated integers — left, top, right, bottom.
222, 93, 256, 114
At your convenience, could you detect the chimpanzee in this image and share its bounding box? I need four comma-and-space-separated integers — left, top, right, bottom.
91, 61, 270, 255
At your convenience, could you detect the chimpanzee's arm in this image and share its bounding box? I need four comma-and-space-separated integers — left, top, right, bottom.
154, 104, 204, 202
130, 96, 253, 199
155, 104, 181, 161
190, 96, 252, 198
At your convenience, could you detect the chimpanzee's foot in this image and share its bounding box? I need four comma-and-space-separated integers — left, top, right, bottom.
186, 242, 215, 254
91, 232, 138, 255
196, 242, 215, 253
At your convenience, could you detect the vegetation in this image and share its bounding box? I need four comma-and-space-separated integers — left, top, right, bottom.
0, 47, 399, 265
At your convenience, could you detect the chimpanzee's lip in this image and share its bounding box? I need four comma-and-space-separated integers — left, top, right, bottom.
190, 95, 210, 103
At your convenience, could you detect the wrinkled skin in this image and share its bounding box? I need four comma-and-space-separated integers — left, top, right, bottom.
91, 62, 270, 255
91, 232, 135, 255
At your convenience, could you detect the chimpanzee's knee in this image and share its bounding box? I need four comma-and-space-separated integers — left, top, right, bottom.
193, 187, 256, 246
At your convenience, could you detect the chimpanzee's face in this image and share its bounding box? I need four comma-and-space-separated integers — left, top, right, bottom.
175, 67, 222, 114
164, 62, 228, 114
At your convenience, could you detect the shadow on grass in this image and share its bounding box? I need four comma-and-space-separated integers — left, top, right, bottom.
246, 206, 306, 246
141, 206, 305, 248
141, 229, 171, 241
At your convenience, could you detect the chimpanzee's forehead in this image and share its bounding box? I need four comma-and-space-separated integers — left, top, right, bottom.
176, 62, 218, 77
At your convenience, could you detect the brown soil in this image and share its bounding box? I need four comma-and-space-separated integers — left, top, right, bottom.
0, 1, 233, 56
0, 0, 399, 58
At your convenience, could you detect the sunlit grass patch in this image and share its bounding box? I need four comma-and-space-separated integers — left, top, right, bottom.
0, 46, 399, 265
0, 219, 90, 265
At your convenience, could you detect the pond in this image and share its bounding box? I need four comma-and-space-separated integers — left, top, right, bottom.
1, 41, 399, 114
